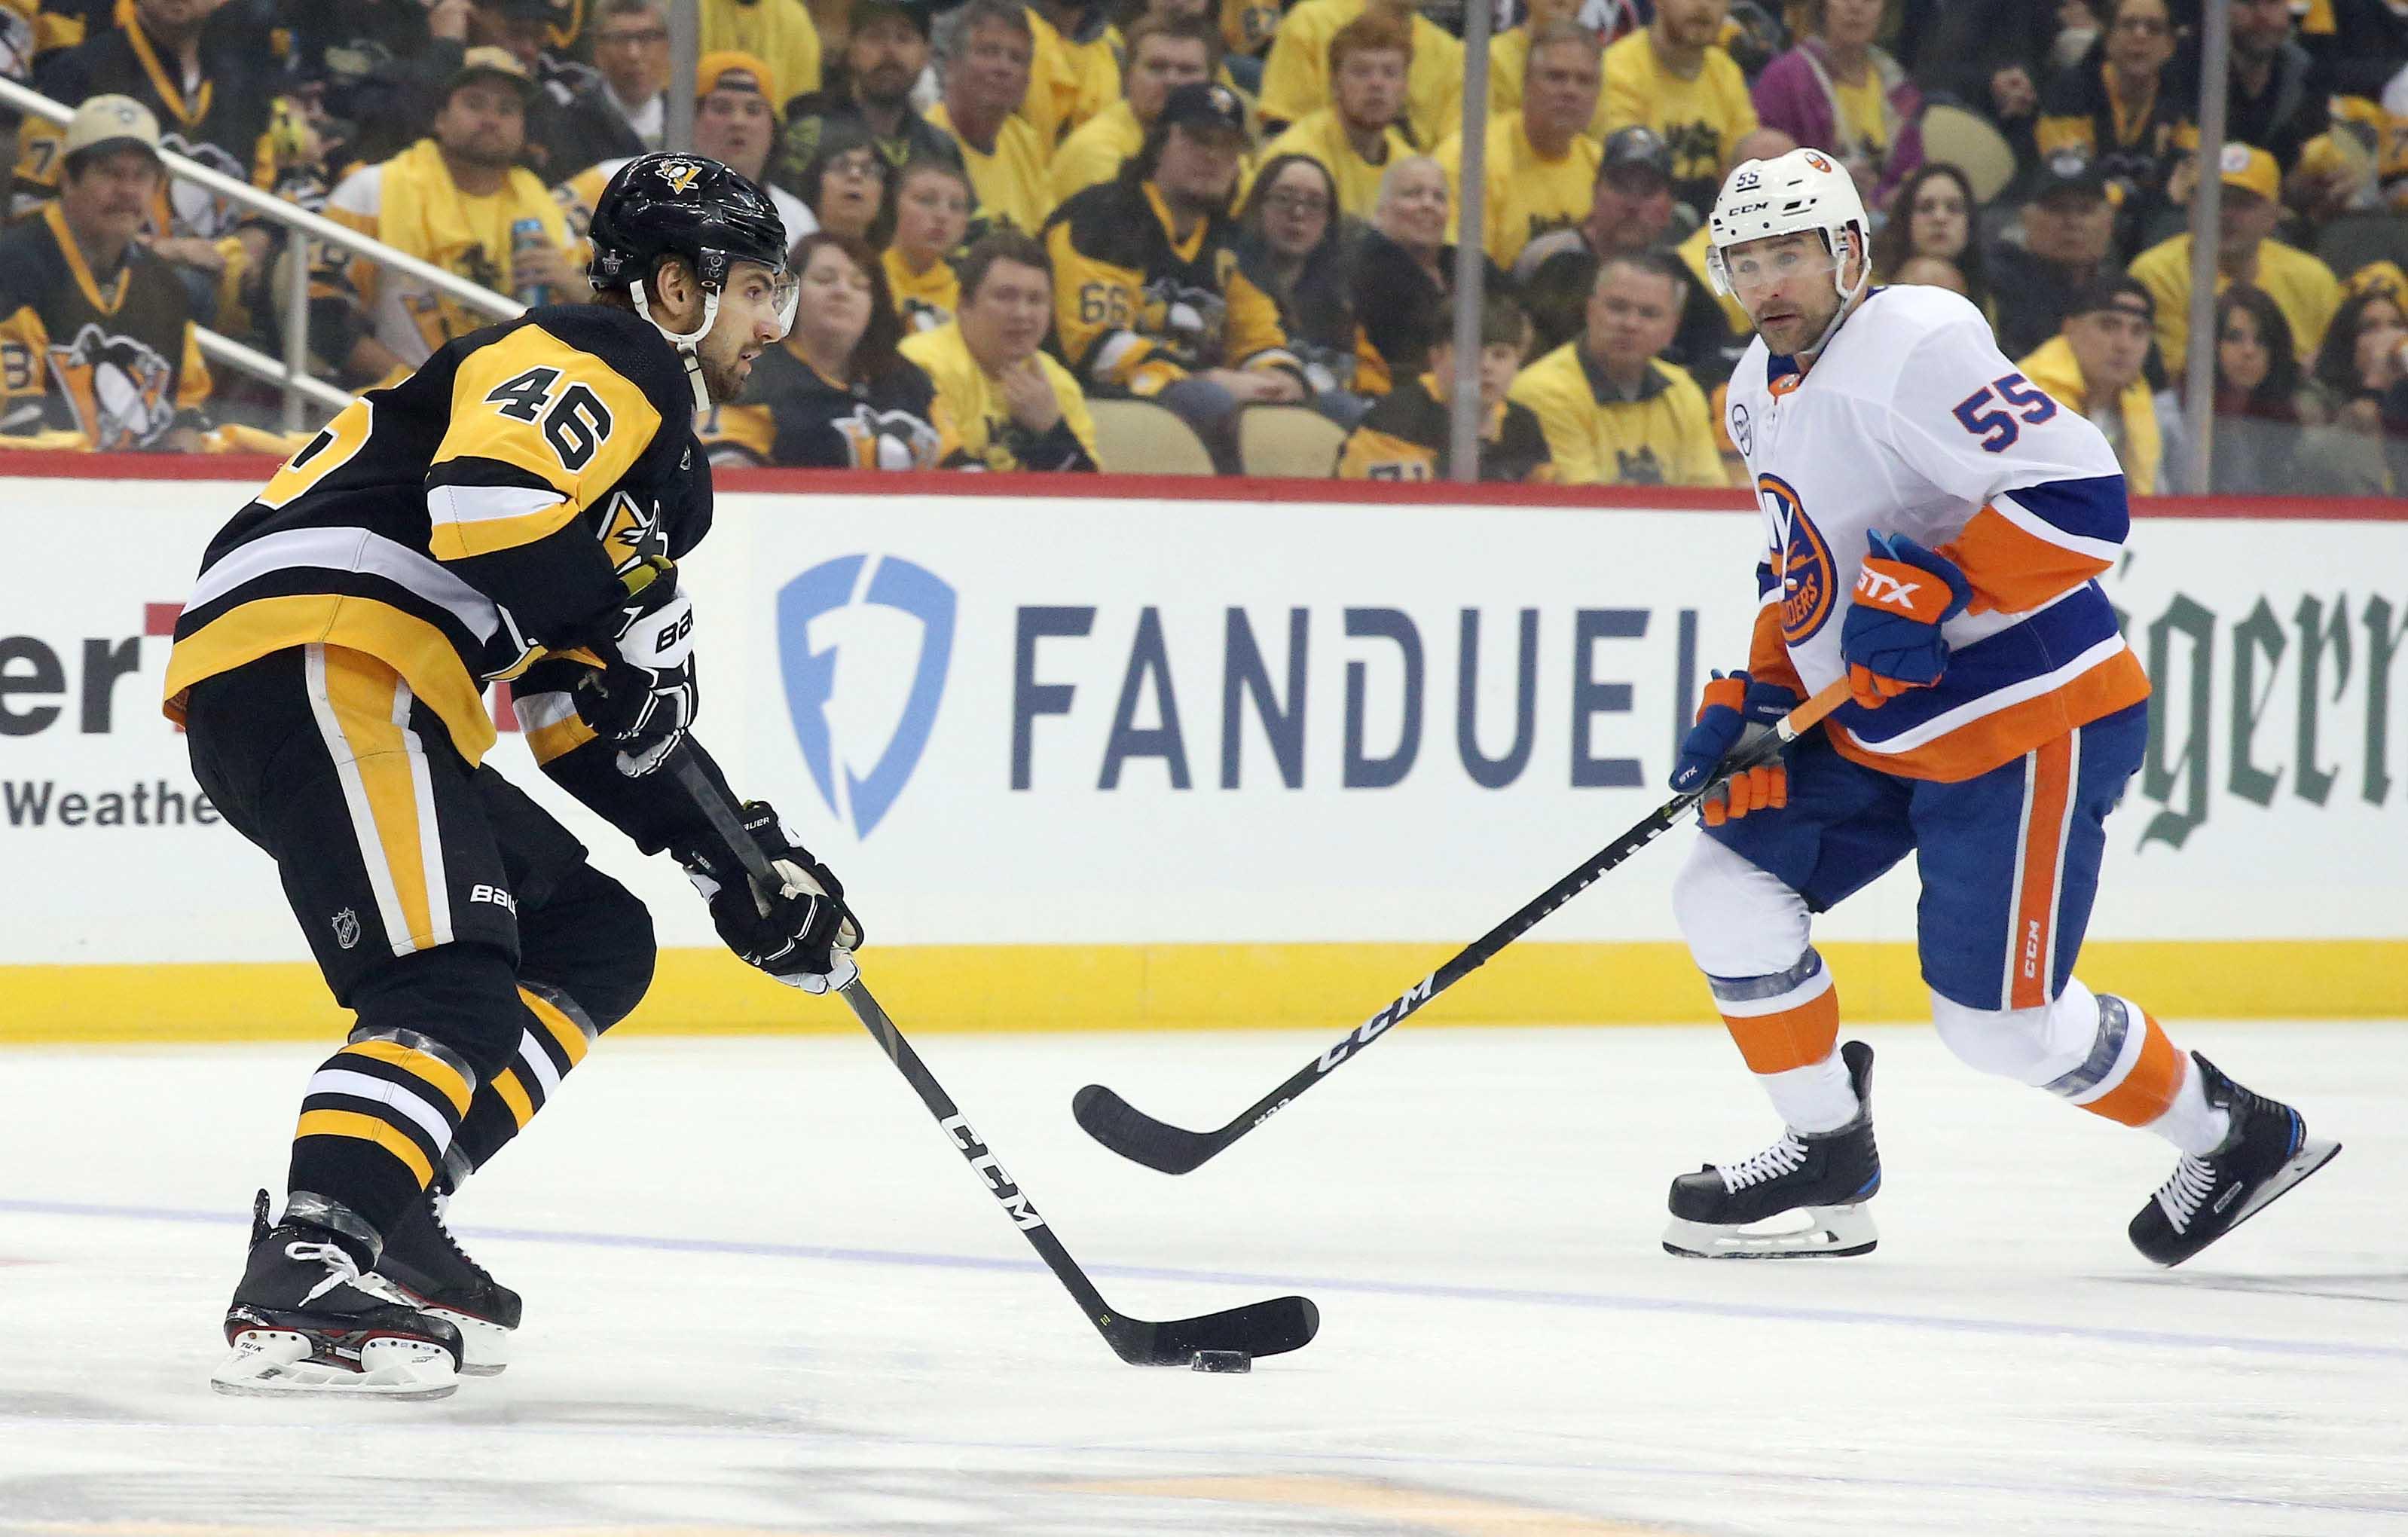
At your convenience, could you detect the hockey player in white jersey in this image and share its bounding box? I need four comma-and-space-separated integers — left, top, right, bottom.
1661, 148, 2337, 1264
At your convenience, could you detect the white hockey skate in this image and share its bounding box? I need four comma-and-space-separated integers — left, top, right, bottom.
1663, 1040, 1881, 1259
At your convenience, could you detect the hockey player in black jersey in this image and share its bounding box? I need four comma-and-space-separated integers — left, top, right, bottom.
165, 154, 862, 1399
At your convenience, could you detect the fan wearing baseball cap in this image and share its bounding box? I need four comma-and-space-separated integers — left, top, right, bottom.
2126, 142, 2340, 372
0, 93, 212, 452
2017, 275, 2164, 493
1046, 81, 1306, 470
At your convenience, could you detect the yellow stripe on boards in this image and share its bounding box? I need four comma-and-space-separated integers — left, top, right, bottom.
339, 1037, 473, 1115
520, 989, 591, 1067
493, 1068, 536, 1129
3, 941, 2403, 1044
294, 1108, 435, 1187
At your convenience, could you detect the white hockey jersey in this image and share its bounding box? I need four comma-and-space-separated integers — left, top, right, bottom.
1722, 285, 2151, 782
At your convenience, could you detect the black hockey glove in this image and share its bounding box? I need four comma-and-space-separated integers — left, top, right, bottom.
573, 556, 698, 778
677, 801, 864, 994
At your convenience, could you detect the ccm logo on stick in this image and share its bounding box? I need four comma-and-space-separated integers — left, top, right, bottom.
1316, 973, 1438, 1073
942, 1115, 1045, 1230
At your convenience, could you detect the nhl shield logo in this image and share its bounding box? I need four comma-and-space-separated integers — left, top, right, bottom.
332, 909, 362, 950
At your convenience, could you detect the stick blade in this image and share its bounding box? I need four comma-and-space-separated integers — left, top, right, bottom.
1072, 1083, 1224, 1175
1107, 1294, 1320, 1366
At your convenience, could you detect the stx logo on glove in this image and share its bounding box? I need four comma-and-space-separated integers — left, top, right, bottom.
1853, 566, 1928, 611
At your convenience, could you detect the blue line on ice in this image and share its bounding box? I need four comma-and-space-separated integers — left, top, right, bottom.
6, 1196, 2399, 1366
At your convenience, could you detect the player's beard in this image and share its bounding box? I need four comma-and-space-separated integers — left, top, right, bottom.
698, 332, 755, 404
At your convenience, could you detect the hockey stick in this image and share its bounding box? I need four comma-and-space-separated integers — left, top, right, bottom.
1071, 677, 1856, 1174
674, 758, 1319, 1366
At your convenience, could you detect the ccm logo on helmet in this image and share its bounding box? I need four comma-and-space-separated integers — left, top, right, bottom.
1727, 200, 1771, 216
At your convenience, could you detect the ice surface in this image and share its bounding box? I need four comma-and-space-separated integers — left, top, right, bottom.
2, 1021, 2401, 1535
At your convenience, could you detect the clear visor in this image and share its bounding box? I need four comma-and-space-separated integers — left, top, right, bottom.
1715, 234, 1841, 308
720, 259, 800, 342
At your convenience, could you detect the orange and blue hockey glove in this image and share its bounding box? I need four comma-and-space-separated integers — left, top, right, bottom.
1839, 530, 1972, 709
1670, 670, 1798, 827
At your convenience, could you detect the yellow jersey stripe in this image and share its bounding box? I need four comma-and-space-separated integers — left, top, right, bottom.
294, 1108, 435, 1187
340, 1037, 475, 1116
520, 988, 592, 1068
492, 1068, 536, 1129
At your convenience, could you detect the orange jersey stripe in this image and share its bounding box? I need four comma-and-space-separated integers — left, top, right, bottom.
1832, 647, 2150, 783
2081, 1011, 2184, 1126
1747, 596, 1807, 696
2009, 735, 2076, 1010
1938, 506, 2115, 617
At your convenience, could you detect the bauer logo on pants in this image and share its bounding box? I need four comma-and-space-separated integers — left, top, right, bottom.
776, 554, 957, 838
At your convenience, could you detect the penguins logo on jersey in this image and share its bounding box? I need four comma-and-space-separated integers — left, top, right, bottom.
47, 321, 174, 450
1759, 473, 1837, 645
834, 405, 942, 470
600, 489, 668, 573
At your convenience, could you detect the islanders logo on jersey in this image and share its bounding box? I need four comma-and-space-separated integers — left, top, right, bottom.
1758, 473, 1836, 645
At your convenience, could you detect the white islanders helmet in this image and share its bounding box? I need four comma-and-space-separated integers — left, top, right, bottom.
1704, 147, 1872, 307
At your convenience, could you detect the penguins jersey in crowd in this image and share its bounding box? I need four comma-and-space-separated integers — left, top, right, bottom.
0, 201, 210, 449
163, 303, 719, 846
1335, 373, 1554, 483
698, 336, 945, 469
897, 319, 1100, 472
1722, 283, 2149, 783
1044, 179, 1300, 397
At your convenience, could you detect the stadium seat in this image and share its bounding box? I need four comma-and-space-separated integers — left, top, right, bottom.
1238, 406, 1347, 478
1918, 105, 2019, 204
1087, 399, 1215, 475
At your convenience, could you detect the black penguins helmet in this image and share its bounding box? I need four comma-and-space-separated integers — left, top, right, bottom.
587, 152, 797, 408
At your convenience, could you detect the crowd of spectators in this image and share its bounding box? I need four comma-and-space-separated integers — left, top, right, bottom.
0, 0, 2403, 490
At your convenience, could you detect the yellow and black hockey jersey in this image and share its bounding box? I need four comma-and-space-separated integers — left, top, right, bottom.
1044, 179, 1299, 396
700, 337, 945, 469
0, 202, 210, 450
1335, 373, 1554, 483
14, 18, 276, 240
163, 304, 705, 792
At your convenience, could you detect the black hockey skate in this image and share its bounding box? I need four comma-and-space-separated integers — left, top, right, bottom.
1664, 1040, 1881, 1259
374, 1187, 521, 1376
212, 1191, 463, 1399
2128, 1053, 2339, 1267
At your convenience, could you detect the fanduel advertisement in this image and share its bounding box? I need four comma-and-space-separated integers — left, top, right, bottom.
4, 478, 2403, 965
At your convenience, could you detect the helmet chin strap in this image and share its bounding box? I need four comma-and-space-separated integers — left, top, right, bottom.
1798, 225, 1874, 363
631, 277, 723, 411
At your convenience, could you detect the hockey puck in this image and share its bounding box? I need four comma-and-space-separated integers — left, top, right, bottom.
1190, 1349, 1251, 1374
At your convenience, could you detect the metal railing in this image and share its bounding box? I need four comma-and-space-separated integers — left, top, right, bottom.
0, 75, 524, 433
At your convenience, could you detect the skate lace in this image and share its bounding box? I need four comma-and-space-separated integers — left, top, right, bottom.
284, 1241, 365, 1306
426, 1192, 496, 1286
2152, 1154, 2220, 1234
1719, 1131, 1810, 1193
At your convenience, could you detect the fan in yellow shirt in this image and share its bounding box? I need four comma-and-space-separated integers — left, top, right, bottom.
885, 158, 973, 333
1254, 12, 1415, 218
930, 0, 1056, 234
898, 231, 1103, 471
701, 0, 822, 105
1051, 15, 1218, 204
1600, 0, 1758, 216
1024, 0, 1123, 146
2128, 143, 2342, 371
1435, 24, 1604, 269
1508, 250, 1725, 486
1487, 0, 1621, 141
1257, 0, 1462, 147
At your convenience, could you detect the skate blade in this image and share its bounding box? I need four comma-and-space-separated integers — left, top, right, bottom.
210, 1329, 460, 1401
1662, 1204, 1878, 1260
2216, 1137, 2342, 1244
423, 1307, 512, 1377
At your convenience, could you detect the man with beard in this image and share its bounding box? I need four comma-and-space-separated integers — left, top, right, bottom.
169, 153, 857, 1400
323, 48, 589, 372
1046, 81, 1303, 470
1600, 0, 1759, 219
1257, 11, 1415, 220
772, 0, 961, 183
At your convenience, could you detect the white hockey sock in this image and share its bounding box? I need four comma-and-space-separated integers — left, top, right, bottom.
1760, 1050, 1859, 1134
2144, 1055, 2232, 1156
